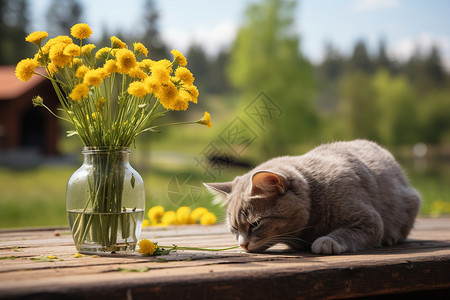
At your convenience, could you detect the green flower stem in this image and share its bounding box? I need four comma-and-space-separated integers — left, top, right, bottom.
159, 245, 240, 252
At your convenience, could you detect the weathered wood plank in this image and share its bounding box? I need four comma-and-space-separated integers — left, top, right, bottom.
0, 217, 449, 299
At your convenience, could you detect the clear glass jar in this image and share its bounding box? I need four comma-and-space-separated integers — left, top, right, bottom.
66, 147, 145, 254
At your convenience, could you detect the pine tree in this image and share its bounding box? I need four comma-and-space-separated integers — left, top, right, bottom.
348, 40, 374, 74
0, 0, 32, 64
140, 0, 167, 60
46, 0, 83, 36
228, 0, 318, 158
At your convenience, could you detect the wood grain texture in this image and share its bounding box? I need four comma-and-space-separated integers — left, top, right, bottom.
0, 218, 449, 299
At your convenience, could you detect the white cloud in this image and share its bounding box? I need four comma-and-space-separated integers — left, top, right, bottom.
351, 0, 400, 12
387, 33, 450, 71
162, 20, 238, 56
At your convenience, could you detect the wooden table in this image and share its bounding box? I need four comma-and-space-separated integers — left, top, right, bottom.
1, 218, 450, 300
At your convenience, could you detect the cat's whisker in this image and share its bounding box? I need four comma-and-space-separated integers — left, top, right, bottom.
255, 226, 317, 248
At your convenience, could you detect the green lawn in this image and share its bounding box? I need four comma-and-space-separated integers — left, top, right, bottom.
1, 158, 449, 229
1, 115, 449, 228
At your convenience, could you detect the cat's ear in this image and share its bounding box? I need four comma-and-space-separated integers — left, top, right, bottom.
251, 171, 285, 196
204, 182, 232, 205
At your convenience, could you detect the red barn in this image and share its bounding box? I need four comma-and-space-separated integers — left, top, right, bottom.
0, 66, 60, 164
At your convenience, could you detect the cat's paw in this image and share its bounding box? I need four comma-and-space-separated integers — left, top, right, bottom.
311, 236, 344, 254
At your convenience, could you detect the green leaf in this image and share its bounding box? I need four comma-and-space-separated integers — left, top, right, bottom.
30, 256, 64, 262
0, 256, 17, 260
117, 267, 149, 273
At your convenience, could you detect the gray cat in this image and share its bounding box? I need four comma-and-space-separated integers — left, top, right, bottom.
205, 140, 421, 254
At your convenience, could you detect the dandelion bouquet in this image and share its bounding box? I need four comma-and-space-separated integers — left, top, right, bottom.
16, 23, 211, 253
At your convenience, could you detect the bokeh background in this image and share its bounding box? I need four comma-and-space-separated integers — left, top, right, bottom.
1, 0, 449, 228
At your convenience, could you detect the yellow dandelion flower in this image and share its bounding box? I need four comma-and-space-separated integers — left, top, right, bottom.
171, 49, 187, 66
128, 66, 147, 80
71, 23, 92, 40
152, 66, 170, 83
197, 111, 212, 128
46, 62, 58, 77
81, 44, 96, 55
171, 96, 189, 111
200, 212, 217, 225
110, 48, 119, 56
153, 59, 173, 73
69, 83, 89, 101
95, 47, 111, 60
49, 43, 72, 67
148, 206, 165, 225
25, 31, 48, 46
83, 69, 105, 87
33, 51, 46, 67
55, 35, 73, 44
64, 44, 81, 56
191, 207, 209, 223
41, 35, 73, 55
158, 82, 179, 110
139, 59, 154, 73
133, 42, 148, 57
97, 68, 108, 78
110, 36, 126, 49
175, 67, 194, 85
186, 85, 199, 103
95, 97, 106, 112
103, 60, 118, 75
128, 81, 148, 98
115, 49, 137, 73
75, 65, 90, 79
73, 253, 86, 258
176, 206, 191, 225
161, 211, 176, 226
138, 239, 157, 255
144, 76, 159, 95
15, 58, 38, 82
142, 219, 150, 227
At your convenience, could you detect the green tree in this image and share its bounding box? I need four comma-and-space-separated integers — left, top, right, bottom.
375, 39, 395, 73
316, 42, 344, 112
402, 47, 447, 95
0, 0, 32, 64
139, 0, 167, 60
372, 70, 418, 145
227, 0, 317, 158
418, 90, 450, 144
348, 40, 374, 74
186, 44, 209, 93
339, 71, 378, 140
319, 42, 345, 82
208, 50, 233, 94
46, 0, 83, 36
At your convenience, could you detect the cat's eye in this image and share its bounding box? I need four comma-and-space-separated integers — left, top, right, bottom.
249, 220, 261, 229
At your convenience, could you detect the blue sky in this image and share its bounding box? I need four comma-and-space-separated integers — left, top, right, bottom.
30, 0, 450, 68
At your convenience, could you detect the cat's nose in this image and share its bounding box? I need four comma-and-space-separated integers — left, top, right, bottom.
240, 242, 249, 250
238, 235, 249, 250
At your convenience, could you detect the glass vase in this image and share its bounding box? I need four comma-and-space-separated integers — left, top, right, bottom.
66, 147, 145, 254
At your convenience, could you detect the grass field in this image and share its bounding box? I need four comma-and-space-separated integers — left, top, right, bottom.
1, 111, 449, 229
1, 155, 449, 229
